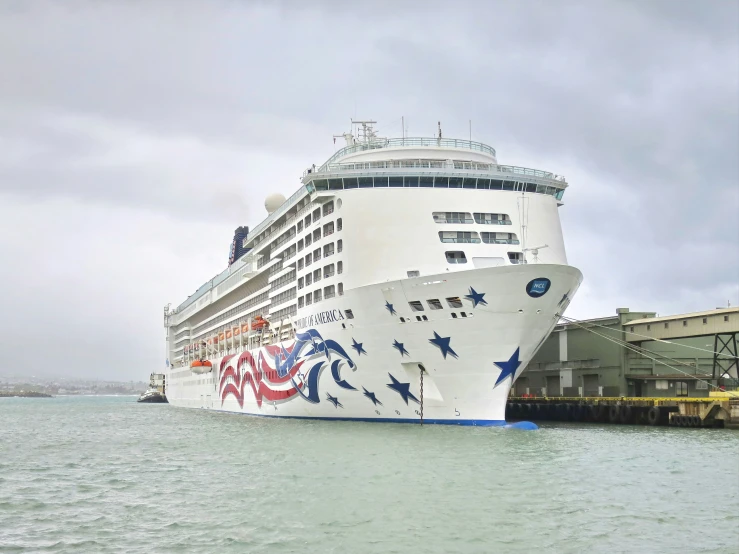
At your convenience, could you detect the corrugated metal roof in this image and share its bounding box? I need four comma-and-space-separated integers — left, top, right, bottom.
627, 307, 738, 326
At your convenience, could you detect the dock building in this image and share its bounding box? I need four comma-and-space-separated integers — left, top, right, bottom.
521, 307, 739, 398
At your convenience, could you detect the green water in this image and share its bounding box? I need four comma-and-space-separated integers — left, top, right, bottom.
1, 396, 737, 553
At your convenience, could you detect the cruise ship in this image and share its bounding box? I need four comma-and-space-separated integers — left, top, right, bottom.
163, 121, 582, 425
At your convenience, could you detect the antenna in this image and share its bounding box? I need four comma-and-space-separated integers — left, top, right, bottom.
437, 121, 442, 139
523, 244, 549, 263
351, 119, 378, 144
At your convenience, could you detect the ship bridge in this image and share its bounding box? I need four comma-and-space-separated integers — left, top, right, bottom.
301, 120, 566, 200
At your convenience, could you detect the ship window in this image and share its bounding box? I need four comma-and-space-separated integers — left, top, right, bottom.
433, 212, 473, 224
434, 177, 449, 188
345, 309, 354, 319
298, 296, 305, 308
304, 214, 311, 227
422, 315, 428, 321
525, 183, 537, 193
448, 177, 462, 188
407, 270, 420, 278
373, 176, 388, 187
460, 312, 467, 318
305, 273, 312, 286
445, 251, 467, 264
337, 218, 342, 231
724, 315, 729, 322
388, 176, 403, 188
647, 324, 651, 330
451, 312, 457, 318
323, 222, 334, 237
419, 176, 434, 188
344, 177, 358, 189
297, 239, 304, 251
313, 229, 321, 241
313, 269, 321, 282
324, 285, 335, 299
478, 178, 492, 189
409, 301, 424, 312
322, 201, 334, 216
297, 221, 303, 233
446, 297, 463, 308
664, 322, 669, 329
703, 318, 707, 324
313, 208, 321, 221
508, 252, 523, 264
298, 259, 304, 270
314, 247, 321, 261
305, 234, 312, 247
502, 181, 515, 191
338, 261, 343, 274
427, 299, 443, 310
324, 264, 335, 278
683, 320, 688, 327
474, 212, 511, 225
314, 179, 328, 191
314, 289, 322, 302
463, 177, 477, 189
306, 292, 312, 305
338, 239, 343, 253
439, 231, 480, 243
298, 277, 304, 290
481, 232, 519, 245
328, 179, 343, 191
323, 243, 334, 257
358, 177, 373, 188
338, 282, 343, 295
416, 315, 422, 321
404, 176, 419, 187
305, 253, 312, 266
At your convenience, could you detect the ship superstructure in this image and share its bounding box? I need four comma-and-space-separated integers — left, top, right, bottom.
163, 121, 582, 425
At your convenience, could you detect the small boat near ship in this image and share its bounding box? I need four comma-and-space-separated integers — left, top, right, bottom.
137, 372, 168, 403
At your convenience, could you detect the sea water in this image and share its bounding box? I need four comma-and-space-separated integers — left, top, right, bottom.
1, 396, 737, 553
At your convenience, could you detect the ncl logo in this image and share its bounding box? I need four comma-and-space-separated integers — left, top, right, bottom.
526, 278, 551, 298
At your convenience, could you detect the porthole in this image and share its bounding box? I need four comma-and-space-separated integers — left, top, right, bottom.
451, 313, 457, 319
460, 312, 467, 318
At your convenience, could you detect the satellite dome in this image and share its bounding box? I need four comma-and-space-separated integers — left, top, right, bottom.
265, 193, 286, 214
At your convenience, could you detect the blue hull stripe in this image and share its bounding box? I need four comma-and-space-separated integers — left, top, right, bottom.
196, 408, 537, 428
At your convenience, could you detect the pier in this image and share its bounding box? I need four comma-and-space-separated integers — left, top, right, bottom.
506, 395, 739, 428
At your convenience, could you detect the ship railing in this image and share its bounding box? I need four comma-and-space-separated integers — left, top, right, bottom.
317, 137, 497, 171
439, 237, 482, 244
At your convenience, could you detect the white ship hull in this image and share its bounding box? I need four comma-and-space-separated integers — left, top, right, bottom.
166, 264, 581, 425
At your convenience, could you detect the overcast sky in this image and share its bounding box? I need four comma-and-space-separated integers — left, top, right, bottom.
1, 0, 737, 381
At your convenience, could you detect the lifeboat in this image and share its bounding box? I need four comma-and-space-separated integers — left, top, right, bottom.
207, 338, 213, 346
213, 335, 219, 345
219, 332, 225, 342
225, 330, 232, 339
241, 323, 250, 334
191, 359, 213, 374
251, 316, 269, 330
233, 327, 240, 337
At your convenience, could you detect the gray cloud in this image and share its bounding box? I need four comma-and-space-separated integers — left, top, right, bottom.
0, 0, 737, 380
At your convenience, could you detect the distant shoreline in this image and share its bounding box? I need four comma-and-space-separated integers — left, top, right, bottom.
0, 392, 53, 398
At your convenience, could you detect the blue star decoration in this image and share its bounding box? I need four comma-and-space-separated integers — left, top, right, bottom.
392, 339, 409, 357
326, 392, 343, 408
385, 301, 397, 315
362, 387, 382, 406
351, 338, 367, 356
465, 287, 487, 308
386, 373, 419, 405
493, 348, 521, 388
429, 331, 458, 359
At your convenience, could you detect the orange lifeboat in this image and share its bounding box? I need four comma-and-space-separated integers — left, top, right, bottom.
251, 316, 269, 330
233, 327, 240, 337
190, 360, 203, 368
219, 332, 225, 342
207, 338, 213, 346
202, 360, 213, 367
241, 323, 250, 334
213, 335, 219, 345
191, 359, 213, 374
225, 330, 232, 339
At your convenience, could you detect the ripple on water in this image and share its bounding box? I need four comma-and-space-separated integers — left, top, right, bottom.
0, 397, 737, 553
